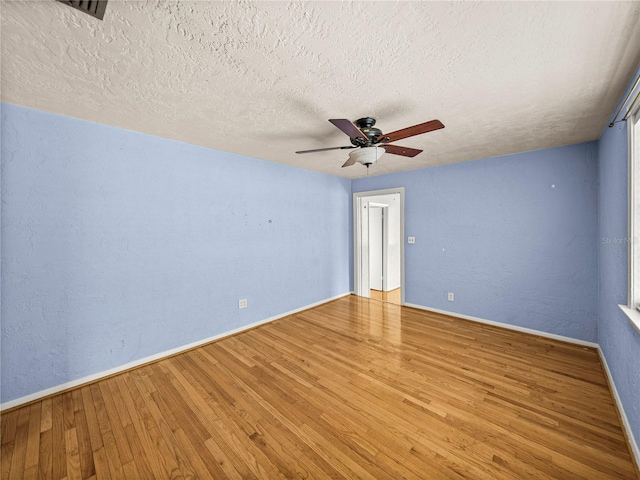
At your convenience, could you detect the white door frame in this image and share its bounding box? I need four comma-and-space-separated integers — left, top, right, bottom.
353, 187, 405, 304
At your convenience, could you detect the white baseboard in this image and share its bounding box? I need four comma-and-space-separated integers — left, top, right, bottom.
403, 303, 599, 348
0, 292, 351, 412
597, 348, 640, 467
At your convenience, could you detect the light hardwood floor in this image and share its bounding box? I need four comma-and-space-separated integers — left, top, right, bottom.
2, 295, 638, 479
370, 287, 401, 305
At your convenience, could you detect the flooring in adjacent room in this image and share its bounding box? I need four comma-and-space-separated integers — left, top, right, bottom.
1, 295, 638, 479
370, 287, 401, 305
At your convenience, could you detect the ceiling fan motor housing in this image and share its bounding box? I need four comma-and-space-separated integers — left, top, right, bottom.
353, 117, 383, 146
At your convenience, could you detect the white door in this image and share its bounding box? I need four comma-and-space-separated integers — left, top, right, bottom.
369, 206, 383, 291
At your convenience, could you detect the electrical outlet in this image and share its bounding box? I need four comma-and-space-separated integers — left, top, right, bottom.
448, 292, 454, 302
239, 299, 247, 309
408, 236, 416, 244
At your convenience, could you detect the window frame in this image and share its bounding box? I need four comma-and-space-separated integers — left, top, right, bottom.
621, 99, 640, 335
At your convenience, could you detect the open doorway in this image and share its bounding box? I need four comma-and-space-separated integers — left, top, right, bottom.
353, 188, 404, 305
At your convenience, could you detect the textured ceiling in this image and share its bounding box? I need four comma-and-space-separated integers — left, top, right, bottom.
2, 1, 640, 178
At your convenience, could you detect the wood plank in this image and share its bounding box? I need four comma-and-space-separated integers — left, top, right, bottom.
1, 410, 8, 440
1, 442, 15, 479
70, 389, 95, 478
38, 428, 53, 480
91, 447, 112, 480
97, 381, 134, 465
1, 409, 19, 445
63, 428, 82, 480
40, 398, 52, 434
122, 423, 155, 479
89, 384, 125, 479
79, 386, 103, 453
9, 407, 31, 480
121, 460, 140, 479
50, 395, 67, 480
23, 403, 42, 474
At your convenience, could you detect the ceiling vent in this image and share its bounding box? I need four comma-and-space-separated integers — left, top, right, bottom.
56, 0, 108, 20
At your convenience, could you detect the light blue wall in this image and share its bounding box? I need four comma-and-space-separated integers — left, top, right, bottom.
598, 94, 640, 445
353, 144, 599, 342
0, 103, 351, 404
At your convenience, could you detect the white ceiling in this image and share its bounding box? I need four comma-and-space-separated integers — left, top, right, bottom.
2, 1, 640, 179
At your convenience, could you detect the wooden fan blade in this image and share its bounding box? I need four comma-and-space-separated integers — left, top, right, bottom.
383, 144, 423, 157
329, 119, 368, 141
296, 146, 354, 154
381, 119, 444, 143
342, 156, 357, 168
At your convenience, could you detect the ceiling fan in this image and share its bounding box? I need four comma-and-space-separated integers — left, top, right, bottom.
295, 117, 445, 168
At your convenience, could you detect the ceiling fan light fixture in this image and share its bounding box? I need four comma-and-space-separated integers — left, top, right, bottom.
349, 146, 385, 166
